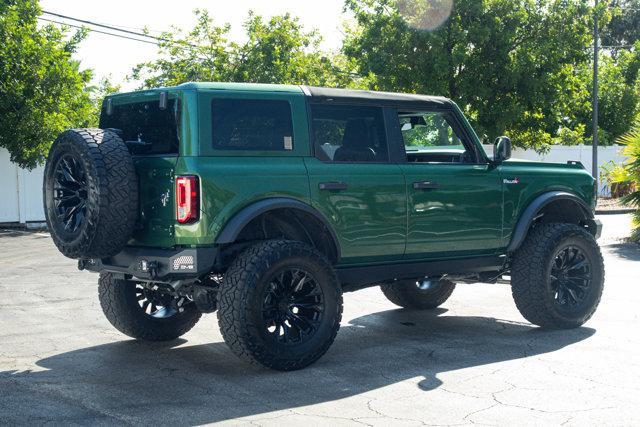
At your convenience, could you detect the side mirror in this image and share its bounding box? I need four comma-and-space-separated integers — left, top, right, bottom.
493, 136, 511, 163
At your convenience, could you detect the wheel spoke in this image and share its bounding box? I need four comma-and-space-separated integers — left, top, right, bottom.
567, 258, 588, 271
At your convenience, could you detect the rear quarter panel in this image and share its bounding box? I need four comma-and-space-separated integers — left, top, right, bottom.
173, 156, 311, 245
173, 89, 312, 246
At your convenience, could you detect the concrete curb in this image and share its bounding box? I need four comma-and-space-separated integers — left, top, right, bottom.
595, 208, 635, 215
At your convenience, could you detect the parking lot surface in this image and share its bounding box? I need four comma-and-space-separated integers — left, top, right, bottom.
1, 214, 639, 425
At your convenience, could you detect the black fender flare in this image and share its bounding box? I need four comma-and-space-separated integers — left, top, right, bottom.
215, 197, 341, 261
506, 191, 596, 253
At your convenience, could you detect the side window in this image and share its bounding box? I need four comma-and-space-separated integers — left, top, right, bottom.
312, 104, 389, 163
211, 99, 293, 150
398, 111, 473, 164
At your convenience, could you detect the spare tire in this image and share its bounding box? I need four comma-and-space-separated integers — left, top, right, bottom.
43, 128, 138, 259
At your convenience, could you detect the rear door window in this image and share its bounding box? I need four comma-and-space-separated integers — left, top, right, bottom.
100, 98, 180, 155
311, 104, 389, 163
211, 99, 294, 151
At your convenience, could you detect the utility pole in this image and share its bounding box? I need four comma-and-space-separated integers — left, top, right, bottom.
592, 0, 599, 182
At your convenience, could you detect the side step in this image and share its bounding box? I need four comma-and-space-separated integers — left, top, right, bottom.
337, 255, 505, 292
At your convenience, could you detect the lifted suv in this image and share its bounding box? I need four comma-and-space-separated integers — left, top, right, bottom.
43, 83, 604, 370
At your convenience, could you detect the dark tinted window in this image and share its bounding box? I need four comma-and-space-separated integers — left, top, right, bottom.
100, 98, 180, 155
311, 104, 388, 163
211, 99, 293, 151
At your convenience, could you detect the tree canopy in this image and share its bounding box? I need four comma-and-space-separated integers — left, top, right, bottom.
2, 0, 640, 166
0, 0, 96, 169
342, 0, 635, 150
131, 10, 356, 89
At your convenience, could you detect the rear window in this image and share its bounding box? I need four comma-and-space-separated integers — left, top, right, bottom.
211, 99, 293, 151
99, 98, 180, 155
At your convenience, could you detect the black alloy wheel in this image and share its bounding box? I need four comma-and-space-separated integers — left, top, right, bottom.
550, 245, 591, 308
261, 268, 324, 345
52, 154, 88, 235
135, 283, 184, 319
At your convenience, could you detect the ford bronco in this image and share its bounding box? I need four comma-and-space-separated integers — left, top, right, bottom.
43, 83, 604, 371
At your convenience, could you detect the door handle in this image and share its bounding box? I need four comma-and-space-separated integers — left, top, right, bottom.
319, 182, 348, 191
413, 181, 441, 190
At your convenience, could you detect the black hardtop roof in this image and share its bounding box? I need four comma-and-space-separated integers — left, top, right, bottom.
302, 86, 451, 106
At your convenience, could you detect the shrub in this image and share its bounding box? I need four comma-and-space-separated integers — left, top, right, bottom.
612, 121, 640, 241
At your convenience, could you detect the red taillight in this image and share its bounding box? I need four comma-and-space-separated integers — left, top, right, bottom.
176, 176, 199, 223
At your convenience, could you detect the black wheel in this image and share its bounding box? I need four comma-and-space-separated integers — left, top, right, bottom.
98, 273, 201, 341
43, 128, 138, 259
381, 278, 456, 309
511, 223, 605, 329
218, 240, 342, 371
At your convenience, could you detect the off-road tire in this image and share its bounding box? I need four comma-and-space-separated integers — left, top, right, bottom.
218, 240, 343, 371
43, 128, 138, 259
381, 279, 456, 309
511, 223, 604, 329
98, 273, 201, 341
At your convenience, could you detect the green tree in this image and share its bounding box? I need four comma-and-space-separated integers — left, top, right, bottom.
0, 0, 95, 169
132, 10, 355, 89
342, 0, 598, 150
602, 0, 640, 50
571, 42, 640, 146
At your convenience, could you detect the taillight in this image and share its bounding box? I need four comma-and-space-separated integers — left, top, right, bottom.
176, 176, 199, 223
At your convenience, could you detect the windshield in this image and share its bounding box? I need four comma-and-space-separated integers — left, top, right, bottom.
99, 97, 180, 155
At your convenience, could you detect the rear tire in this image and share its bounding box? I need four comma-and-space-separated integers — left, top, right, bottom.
98, 273, 201, 341
511, 223, 604, 329
43, 128, 138, 259
218, 240, 342, 371
381, 279, 456, 309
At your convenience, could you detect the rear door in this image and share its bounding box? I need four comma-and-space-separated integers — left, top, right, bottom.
392, 108, 503, 259
304, 103, 406, 265
100, 93, 180, 248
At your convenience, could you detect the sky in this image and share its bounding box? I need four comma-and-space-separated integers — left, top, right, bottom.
39, 0, 349, 90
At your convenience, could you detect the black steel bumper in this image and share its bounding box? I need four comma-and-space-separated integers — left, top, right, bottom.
79, 246, 218, 282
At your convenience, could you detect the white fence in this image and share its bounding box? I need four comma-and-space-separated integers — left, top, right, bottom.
0, 144, 630, 225
0, 148, 45, 224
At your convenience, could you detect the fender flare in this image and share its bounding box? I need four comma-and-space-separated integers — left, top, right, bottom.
215, 197, 341, 261
506, 191, 595, 253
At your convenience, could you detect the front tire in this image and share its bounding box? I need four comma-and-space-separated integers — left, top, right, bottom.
511, 223, 604, 329
98, 273, 201, 341
218, 240, 342, 371
381, 279, 456, 310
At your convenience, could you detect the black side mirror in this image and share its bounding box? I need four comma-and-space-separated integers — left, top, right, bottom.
493, 136, 511, 163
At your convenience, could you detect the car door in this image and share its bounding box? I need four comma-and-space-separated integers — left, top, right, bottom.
304, 103, 406, 265
392, 107, 503, 259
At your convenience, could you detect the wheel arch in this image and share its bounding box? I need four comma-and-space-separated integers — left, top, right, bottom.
507, 191, 599, 253
215, 197, 341, 263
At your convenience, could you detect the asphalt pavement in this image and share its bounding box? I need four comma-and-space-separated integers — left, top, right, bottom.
0, 214, 638, 425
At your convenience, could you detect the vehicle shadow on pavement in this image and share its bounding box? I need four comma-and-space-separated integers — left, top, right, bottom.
606, 242, 640, 261
1, 309, 594, 424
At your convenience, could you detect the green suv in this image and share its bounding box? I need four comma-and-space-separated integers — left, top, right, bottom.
43, 82, 604, 370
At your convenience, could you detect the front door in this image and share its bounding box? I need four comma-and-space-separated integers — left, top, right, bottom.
304, 103, 406, 265
393, 109, 503, 259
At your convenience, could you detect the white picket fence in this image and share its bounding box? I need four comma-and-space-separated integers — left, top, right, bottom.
0, 144, 630, 225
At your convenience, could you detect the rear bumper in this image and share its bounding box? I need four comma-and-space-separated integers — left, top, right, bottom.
79, 246, 218, 282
